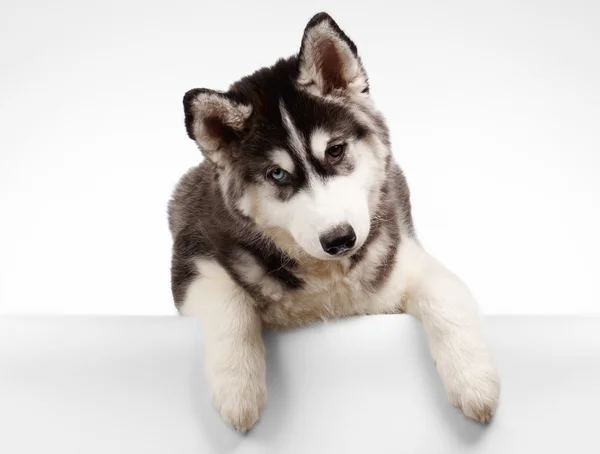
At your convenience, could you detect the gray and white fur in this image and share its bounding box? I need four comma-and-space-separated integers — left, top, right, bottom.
168, 12, 500, 432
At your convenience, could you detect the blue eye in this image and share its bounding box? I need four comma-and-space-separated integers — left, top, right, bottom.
268, 168, 290, 184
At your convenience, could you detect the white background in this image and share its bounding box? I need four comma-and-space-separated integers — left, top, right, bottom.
1, 0, 598, 315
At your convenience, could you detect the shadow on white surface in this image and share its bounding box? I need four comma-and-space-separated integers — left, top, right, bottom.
0, 315, 598, 453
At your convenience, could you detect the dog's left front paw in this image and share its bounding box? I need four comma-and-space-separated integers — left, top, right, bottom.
211, 372, 266, 433
446, 363, 500, 424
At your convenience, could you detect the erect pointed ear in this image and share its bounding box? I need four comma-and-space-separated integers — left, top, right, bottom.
183, 88, 252, 164
297, 13, 369, 97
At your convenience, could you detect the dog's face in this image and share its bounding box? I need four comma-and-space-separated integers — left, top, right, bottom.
183, 13, 391, 260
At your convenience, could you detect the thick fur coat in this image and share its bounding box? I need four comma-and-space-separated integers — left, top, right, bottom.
168, 12, 500, 432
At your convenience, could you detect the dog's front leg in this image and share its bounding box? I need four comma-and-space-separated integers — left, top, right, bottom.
180, 260, 266, 432
400, 239, 500, 423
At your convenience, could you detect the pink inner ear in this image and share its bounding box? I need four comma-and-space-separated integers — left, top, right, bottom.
203, 116, 238, 147
316, 39, 347, 94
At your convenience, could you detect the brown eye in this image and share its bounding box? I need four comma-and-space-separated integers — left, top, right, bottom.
326, 144, 346, 160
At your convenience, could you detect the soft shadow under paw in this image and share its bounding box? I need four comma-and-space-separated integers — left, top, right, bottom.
249, 330, 290, 442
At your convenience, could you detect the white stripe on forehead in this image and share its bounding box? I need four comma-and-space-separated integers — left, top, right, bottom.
279, 100, 308, 165
309, 128, 330, 160
270, 149, 295, 173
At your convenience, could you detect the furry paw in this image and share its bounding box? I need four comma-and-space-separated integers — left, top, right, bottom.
446, 364, 500, 424
211, 374, 267, 433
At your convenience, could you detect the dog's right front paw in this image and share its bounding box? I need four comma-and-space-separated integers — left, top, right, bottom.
211, 375, 267, 433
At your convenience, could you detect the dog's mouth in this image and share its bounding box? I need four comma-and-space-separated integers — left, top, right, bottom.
327, 246, 355, 257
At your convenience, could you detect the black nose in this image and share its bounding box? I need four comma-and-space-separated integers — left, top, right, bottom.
319, 224, 357, 256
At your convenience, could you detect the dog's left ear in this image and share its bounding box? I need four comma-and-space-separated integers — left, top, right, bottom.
297, 13, 368, 97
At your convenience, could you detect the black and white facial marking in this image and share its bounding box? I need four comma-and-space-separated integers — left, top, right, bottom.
183, 12, 391, 261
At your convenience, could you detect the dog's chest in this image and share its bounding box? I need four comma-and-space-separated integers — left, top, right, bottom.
259, 258, 392, 329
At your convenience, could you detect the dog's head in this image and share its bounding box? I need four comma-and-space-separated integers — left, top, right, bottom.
183, 13, 391, 260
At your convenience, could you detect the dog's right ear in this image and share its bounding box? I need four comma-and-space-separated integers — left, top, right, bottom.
183, 88, 252, 165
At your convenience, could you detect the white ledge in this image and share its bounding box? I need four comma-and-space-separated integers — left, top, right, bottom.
1, 315, 598, 453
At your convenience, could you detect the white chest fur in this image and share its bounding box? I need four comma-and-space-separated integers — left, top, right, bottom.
193, 233, 417, 329
258, 235, 409, 329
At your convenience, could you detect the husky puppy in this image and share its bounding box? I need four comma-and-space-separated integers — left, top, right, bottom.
168, 12, 500, 432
